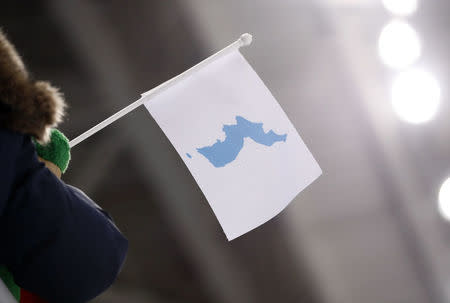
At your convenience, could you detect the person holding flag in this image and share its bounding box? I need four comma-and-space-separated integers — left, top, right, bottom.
0, 29, 128, 302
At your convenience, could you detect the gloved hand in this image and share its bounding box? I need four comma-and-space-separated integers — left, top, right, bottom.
33, 129, 71, 179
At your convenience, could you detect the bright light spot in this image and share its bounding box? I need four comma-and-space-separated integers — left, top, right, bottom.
378, 20, 421, 69
382, 0, 418, 16
391, 69, 440, 123
438, 178, 450, 221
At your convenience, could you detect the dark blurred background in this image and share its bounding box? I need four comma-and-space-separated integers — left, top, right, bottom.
1, 0, 450, 302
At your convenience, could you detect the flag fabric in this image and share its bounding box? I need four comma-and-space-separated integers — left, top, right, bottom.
143, 49, 321, 240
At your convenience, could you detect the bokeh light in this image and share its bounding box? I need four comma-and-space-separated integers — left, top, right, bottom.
382, 0, 418, 16
438, 178, 450, 221
378, 20, 421, 69
391, 69, 440, 123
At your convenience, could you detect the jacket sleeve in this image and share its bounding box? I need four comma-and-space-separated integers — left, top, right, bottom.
0, 129, 128, 303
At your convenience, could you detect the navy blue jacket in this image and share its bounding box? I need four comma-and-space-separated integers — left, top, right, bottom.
0, 129, 128, 302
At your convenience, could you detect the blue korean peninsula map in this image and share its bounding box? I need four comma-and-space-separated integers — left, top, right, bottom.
196, 116, 287, 167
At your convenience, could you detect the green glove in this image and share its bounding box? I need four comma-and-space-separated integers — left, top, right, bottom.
33, 129, 71, 173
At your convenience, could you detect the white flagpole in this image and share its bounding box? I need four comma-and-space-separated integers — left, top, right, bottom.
69, 33, 253, 148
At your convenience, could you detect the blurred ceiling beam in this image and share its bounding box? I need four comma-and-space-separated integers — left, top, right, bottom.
69, 135, 125, 192
321, 3, 446, 303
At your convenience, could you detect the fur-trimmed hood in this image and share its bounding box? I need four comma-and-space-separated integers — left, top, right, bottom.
0, 29, 65, 143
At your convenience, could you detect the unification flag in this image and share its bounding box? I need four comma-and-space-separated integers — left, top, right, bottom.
143, 48, 321, 240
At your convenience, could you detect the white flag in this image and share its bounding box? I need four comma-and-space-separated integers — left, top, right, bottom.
143, 49, 321, 240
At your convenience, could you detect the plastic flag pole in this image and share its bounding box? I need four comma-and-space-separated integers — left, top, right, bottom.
69, 33, 253, 148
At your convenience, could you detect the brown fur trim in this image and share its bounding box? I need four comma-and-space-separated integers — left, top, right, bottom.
0, 29, 66, 143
